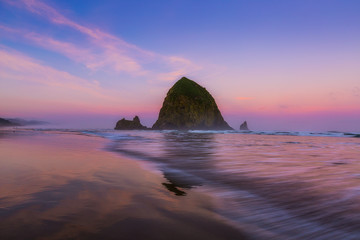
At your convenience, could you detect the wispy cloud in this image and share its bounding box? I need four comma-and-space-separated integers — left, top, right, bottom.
157, 70, 188, 82
0, 46, 111, 99
27, 32, 143, 73
2, 0, 198, 79
6, 0, 124, 43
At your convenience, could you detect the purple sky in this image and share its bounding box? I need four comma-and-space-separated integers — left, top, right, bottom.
1, 0, 359, 131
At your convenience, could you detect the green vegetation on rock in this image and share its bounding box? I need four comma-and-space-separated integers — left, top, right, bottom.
152, 77, 232, 130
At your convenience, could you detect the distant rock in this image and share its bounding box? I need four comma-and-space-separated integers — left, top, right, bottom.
0, 118, 48, 127
114, 116, 148, 130
240, 121, 249, 130
0, 118, 20, 127
7, 118, 48, 126
152, 77, 232, 130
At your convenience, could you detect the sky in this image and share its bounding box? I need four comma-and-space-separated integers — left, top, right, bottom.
0, 0, 359, 131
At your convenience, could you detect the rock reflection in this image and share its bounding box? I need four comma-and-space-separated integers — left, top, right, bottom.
108, 130, 360, 239
159, 132, 216, 195
162, 182, 186, 196
109, 131, 217, 196
0, 131, 245, 240
161, 132, 216, 170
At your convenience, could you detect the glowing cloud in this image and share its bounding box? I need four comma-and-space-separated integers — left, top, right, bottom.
0, 47, 110, 99
2, 0, 198, 78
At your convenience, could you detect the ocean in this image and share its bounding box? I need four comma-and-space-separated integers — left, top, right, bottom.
1, 128, 360, 239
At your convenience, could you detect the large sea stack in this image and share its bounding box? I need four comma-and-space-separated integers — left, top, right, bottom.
152, 77, 232, 130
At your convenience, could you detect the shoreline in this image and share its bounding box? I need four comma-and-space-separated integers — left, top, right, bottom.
2, 128, 360, 239
0, 129, 246, 240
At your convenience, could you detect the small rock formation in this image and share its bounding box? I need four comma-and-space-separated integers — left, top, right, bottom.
152, 77, 232, 130
114, 116, 148, 130
240, 121, 249, 130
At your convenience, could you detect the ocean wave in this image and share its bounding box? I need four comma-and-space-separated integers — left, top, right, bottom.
102, 129, 360, 139
103, 130, 360, 239
235, 130, 360, 138
13, 127, 360, 139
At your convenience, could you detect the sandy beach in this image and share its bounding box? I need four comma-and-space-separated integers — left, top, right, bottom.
0, 129, 245, 240
1, 128, 360, 239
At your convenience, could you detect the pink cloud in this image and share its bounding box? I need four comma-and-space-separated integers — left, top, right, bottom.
0, 47, 112, 99
0, 23, 145, 74
0, 46, 167, 117
6, 0, 118, 42
155, 56, 202, 81
27, 32, 143, 73
157, 70, 188, 82
2, 0, 198, 79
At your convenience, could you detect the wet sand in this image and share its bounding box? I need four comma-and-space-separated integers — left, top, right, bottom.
0, 130, 245, 240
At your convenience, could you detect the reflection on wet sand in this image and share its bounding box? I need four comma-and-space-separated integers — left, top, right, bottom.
110, 132, 217, 196
162, 182, 186, 196
0, 131, 245, 240
7, 129, 359, 239
108, 130, 360, 239
161, 132, 216, 189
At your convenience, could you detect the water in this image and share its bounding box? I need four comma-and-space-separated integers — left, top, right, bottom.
87, 129, 360, 239
1, 128, 360, 239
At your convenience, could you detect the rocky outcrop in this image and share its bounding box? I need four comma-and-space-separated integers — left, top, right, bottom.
114, 116, 148, 130
240, 121, 249, 130
0, 118, 47, 127
152, 77, 232, 130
